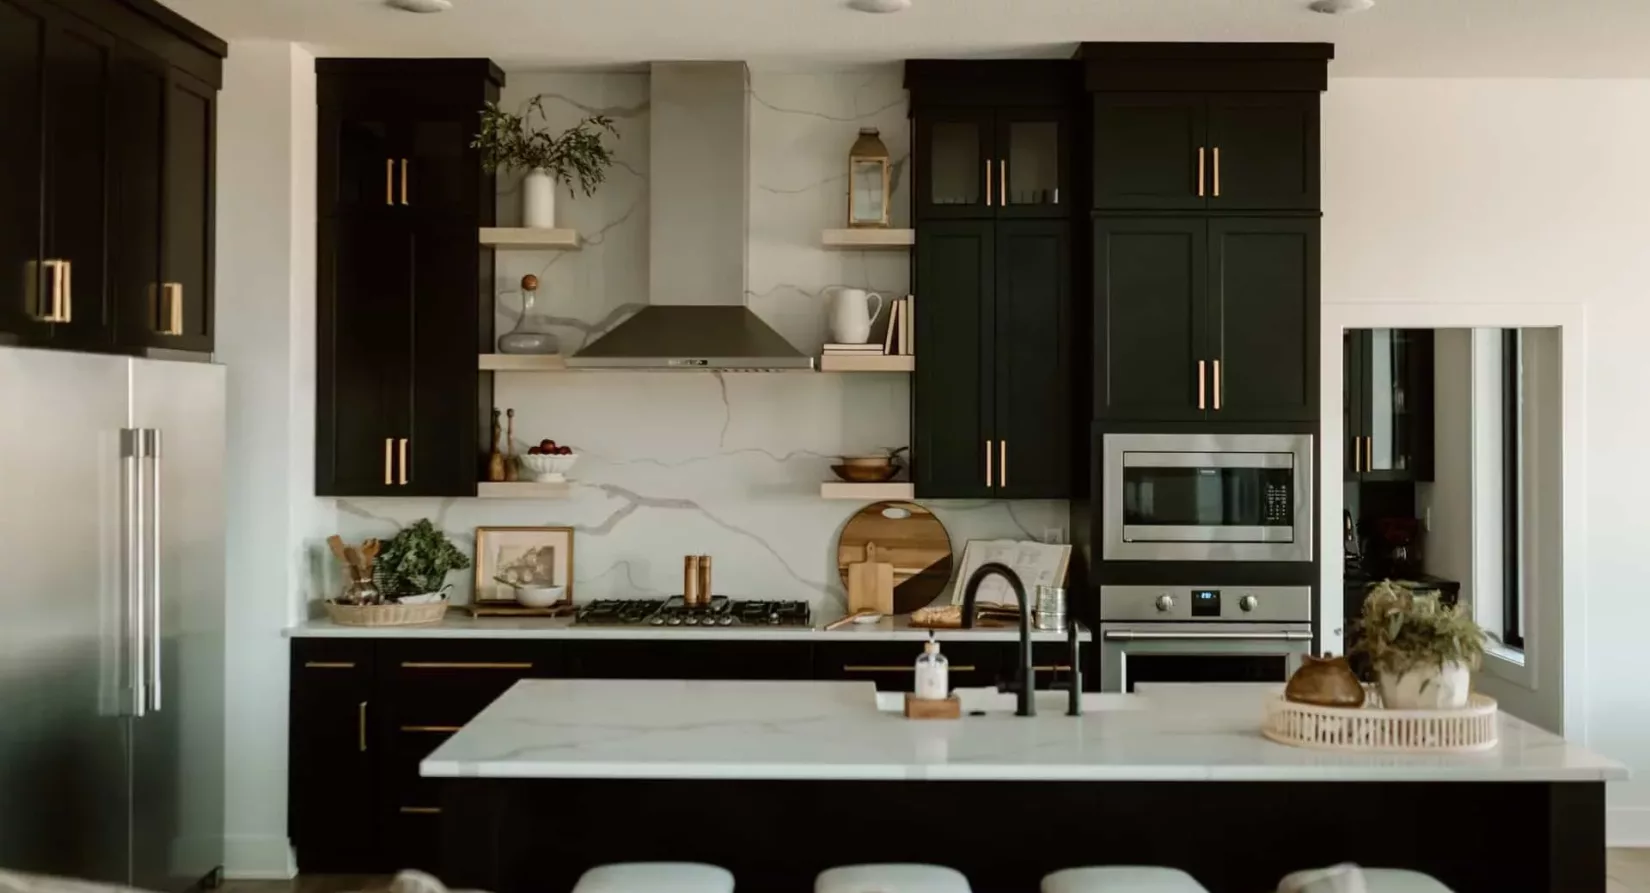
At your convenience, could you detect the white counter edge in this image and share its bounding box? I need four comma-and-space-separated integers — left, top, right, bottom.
284, 618, 1091, 643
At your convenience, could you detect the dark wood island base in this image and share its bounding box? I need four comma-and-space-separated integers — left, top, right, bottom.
439, 778, 1605, 893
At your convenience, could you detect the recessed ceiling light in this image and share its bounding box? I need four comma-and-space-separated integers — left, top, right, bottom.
848, 0, 911, 13
386, 0, 452, 12
1308, 0, 1374, 13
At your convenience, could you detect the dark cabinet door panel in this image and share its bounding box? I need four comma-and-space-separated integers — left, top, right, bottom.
1207, 218, 1318, 422
405, 221, 479, 496
994, 220, 1069, 498
0, 0, 48, 342
404, 113, 485, 219
1092, 93, 1207, 211
914, 221, 994, 498
1093, 218, 1208, 420
996, 108, 1068, 218
320, 105, 402, 218
112, 52, 165, 350
915, 109, 995, 219
1207, 93, 1318, 211
1343, 330, 1366, 482
159, 69, 214, 351
42, 17, 114, 349
288, 640, 380, 873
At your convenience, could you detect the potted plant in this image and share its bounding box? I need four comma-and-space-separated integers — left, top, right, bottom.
1355, 580, 1486, 709
374, 519, 471, 602
472, 97, 618, 229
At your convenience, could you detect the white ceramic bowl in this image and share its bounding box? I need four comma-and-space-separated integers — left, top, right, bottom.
514, 585, 565, 608
518, 452, 577, 482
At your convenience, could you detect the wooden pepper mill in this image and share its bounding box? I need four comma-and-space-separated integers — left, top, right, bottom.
487, 408, 507, 482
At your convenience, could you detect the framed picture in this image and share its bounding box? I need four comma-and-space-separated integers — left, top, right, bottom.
474, 526, 575, 605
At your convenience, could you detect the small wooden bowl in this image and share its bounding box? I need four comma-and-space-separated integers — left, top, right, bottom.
840, 455, 899, 468
831, 463, 900, 483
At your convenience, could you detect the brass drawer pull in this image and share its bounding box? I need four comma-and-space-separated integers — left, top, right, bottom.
358, 701, 368, 753
399, 807, 441, 815
842, 665, 978, 673
399, 661, 533, 670
304, 661, 356, 669
400, 725, 462, 733
1033, 665, 1074, 672
386, 158, 395, 205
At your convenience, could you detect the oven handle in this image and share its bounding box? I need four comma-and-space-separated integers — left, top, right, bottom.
1103, 630, 1313, 641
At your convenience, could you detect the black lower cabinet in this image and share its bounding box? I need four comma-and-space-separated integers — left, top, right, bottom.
288, 641, 378, 873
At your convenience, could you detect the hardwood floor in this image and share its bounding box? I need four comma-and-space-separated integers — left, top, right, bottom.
223, 853, 1650, 893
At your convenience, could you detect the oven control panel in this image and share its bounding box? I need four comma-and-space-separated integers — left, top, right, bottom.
1191, 589, 1221, 617
1100, 585, 1313, 624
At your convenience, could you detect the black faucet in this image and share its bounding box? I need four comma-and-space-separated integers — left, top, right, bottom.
959, 562, 1036, 717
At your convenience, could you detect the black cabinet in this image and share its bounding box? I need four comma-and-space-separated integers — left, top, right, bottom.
915, 107, 1068, 219
1094, 217, 1317, 423
0, 0, 221, 353
288, 640, 379, 873
1093, 91, 1317, 212
913, 220, 1069, 499
314, 60, 501, 498
1345, 328, 1434, 482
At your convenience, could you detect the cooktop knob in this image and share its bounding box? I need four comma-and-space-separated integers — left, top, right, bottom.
1154, 594, 1175, 613
649, 616, 666, 626
717, 616, 734, 626
1239, 594, 1259, 612
666, 616, 683, 626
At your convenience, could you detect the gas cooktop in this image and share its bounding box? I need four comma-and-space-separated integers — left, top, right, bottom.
573, 597, 811, 628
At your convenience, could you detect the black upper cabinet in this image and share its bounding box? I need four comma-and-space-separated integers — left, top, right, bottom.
1206, 93, 1319, 211
0, 0, 222, 353
993, 220, 1069, 498
314, 60, 501, 498
1095, 217, 1318, 423
914, 107, 1067, 220
1345, 328, 1435, 482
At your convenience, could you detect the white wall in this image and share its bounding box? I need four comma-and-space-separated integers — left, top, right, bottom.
216, 40, 325, 879
1324, 78, 1650, 843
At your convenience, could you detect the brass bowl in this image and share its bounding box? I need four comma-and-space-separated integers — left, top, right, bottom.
839, 455, 899, 469
831, 464, 900, 483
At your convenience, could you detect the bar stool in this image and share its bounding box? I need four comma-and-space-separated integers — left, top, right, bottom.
571, 862, 735, 893
1042, 867, 1209, 893
1279, 866, 1455, 893
815, 863, 972, 893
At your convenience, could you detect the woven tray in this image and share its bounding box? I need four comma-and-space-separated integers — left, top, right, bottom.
1262, 690, 1499, 753
325, 599, 448, 627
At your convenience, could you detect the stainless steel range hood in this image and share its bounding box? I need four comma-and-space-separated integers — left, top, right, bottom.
568, 62, 813, 371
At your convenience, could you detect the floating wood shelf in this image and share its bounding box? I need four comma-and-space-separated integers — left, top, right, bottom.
479, 228, 583, 250
821, 228, 915, 250
477, 481, 572, 499
478, 354, 568, 371
820, 481, 914, 501
819, 354, 914, 372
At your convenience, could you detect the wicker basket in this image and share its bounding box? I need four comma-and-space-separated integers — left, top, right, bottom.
1262, 689, 1499, 753
325, 599, 449, 627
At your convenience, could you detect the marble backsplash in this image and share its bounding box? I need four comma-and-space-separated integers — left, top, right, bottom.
330, 66, 1068, 614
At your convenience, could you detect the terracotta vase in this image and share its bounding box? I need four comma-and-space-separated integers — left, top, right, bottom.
1285, 654, 1366, 708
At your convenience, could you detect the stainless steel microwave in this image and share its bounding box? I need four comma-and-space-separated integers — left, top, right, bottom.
1101, 433, 1314, 563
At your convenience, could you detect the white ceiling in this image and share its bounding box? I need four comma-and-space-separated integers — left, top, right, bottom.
160, 0, 1650, 77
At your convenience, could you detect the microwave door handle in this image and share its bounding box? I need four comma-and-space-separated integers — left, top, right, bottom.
1103, 630, 1313, 641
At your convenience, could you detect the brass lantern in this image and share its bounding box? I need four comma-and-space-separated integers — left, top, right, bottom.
847, 127, 892, 228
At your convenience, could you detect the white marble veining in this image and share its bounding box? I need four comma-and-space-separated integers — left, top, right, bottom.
421, 679, 1629, 783
285, 614, 1089, 642
326, 68, 1069, 614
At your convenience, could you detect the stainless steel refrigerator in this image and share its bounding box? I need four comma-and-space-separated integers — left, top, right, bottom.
0, 346, 225, 891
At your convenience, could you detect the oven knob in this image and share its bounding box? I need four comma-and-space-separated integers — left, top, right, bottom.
1154, 594, 1175, 613
1239, 594, 1259, 612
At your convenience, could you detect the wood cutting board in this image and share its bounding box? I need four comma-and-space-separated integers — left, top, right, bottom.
835, 501, 952, 614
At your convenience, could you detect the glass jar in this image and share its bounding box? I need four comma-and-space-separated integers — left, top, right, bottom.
498, 273, 561, 355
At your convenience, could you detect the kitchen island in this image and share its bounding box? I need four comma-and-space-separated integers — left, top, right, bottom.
423, 680, 1624, 893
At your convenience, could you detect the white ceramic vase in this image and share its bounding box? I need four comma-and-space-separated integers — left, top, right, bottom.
523, 168, 556, 228
1378, 660, 1471, 709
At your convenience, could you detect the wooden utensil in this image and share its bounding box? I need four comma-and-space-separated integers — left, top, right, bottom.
836, 501, 952, 614
847, 542, 895, 615
327, 535, 351, 566
823, 609, 880, 631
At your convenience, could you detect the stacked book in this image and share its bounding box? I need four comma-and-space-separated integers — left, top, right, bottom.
820, 294, 915, 358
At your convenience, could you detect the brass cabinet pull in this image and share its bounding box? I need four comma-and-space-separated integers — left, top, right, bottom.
304, 661, 356, 669
1213, 147, 1221, 197
169, 284, 183, 335
999, 159, 1006, 206
399, 807, 441, 815
398, 438, 409, 485
842, 665, 978, 673
1365, 436, 1374, 472
1212, 359, 1222, 411
984, 440, 993, 488
386, 158, 395, 205
400, 159, 409, 206
358, 701, 368, 753
383, 438, 393, 486
1033, 665, 1074, 672
999, 440, 1007, 488
1197, 360, 1207, 410
984, 159, 992, 207
1352, 435, 1361, 473
32, 260, 65, 322
401, 725, 462, 733
157, 283, 183, 336
1197, 147, 1206, 198
399, 661, 533, 669
60, 260, 71, 322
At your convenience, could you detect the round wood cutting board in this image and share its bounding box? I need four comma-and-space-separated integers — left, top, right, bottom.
835, 501, 953, 614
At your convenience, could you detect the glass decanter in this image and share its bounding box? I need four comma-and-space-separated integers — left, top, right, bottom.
498, 273, 561, 355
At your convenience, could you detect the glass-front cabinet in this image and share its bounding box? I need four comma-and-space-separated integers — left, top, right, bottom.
1345, 328, 1434, 482
916, 108, 1066, 219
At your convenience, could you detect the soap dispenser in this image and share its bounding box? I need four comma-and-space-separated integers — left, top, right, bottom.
914, 632, 948, 700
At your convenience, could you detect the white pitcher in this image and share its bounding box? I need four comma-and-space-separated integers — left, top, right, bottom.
824, 286, 885, 344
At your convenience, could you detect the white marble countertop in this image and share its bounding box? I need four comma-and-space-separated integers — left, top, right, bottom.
285, 613, 1088, 642
419, 679, 1629, 783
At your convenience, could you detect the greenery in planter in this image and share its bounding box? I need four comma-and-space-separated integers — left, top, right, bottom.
472, 97, 619, 196
1354, 580, 1485, 677
374, 519, 470, 599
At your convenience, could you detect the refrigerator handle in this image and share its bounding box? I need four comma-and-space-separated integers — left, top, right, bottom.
145, 428, 163, 713
121, 428, 146, 718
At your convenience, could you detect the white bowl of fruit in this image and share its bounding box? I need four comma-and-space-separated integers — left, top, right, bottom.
520, 439, 577, 482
